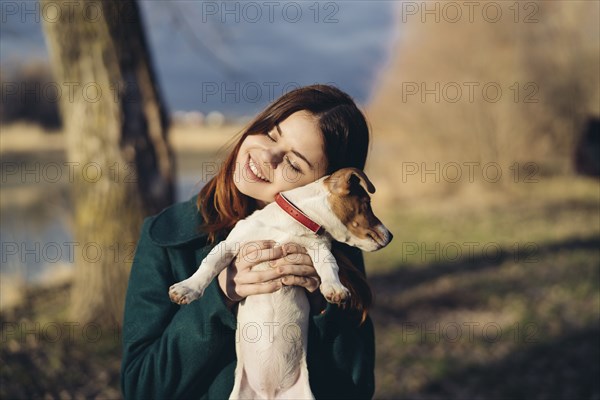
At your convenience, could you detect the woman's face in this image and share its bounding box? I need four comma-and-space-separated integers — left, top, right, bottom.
234, 110, 329, 207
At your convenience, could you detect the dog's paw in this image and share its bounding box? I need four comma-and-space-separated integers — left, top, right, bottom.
169, 281, 203, 305
320, 281, 350, 305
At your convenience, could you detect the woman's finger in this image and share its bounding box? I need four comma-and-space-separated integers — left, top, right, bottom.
281, 275, 321, 292
279, 242, 308, 255
276, 264, 318, 278
235, 243, 286, 270
238, 242, 309, 269
269, 253, 312, 268
235, 262, 318, 285
238, 240, 277, 257
236, 280, 283, 297
305, 277, 321, 293
234, 268, 283, 285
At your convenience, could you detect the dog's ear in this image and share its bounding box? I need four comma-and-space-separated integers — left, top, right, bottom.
325, 168, 376, 196
350, 169, 376, 194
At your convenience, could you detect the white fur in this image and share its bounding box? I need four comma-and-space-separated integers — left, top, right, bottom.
169, 175, 390, 399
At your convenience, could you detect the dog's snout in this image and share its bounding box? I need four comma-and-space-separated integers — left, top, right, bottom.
374, 225, 393, 247
366, 224, 392, 249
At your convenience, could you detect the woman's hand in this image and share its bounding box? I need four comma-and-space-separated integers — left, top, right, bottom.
217, 241, 324, 311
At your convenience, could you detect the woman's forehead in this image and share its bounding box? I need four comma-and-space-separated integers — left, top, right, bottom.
278, 111, 323, 146
278, 111, 327, 164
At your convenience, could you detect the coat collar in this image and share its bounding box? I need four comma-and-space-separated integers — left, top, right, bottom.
148, 194, 209, 247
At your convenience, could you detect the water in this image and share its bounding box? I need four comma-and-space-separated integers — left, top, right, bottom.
0, 163, 212, 283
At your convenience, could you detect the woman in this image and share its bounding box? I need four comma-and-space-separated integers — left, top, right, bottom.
120, 84, 375, 399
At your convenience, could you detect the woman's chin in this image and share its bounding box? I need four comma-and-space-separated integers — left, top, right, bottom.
254, 193, 274, 205
235, 184, 273, 205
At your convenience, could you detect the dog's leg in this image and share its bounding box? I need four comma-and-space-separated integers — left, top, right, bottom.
230, 366, 260, 400
229, 363, 243, 400
229, 334, 257, 400
168, 239, 239, 304
229, 353, 247, 400
276, 356, 314, 400
308, 244, 350, 304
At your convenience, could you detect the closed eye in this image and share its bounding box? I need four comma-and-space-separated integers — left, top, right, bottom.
267, 129, 303, 173
266, 130, 277, 142
285, 156, 301, 172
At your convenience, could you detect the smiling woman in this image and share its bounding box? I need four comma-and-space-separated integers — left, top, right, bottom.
234, 110, 329, 206
121, 84, 375, 399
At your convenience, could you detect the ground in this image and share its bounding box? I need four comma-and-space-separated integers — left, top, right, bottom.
1, 150, 598, 398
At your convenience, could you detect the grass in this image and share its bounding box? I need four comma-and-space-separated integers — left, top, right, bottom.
1, 283, 122, 398
366, 175, 600, 399
2, 175, 598, 399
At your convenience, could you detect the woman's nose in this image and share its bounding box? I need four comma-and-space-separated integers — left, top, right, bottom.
259, 147, 285, 169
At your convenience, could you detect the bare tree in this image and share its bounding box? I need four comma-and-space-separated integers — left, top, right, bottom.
41, 0, 175, 326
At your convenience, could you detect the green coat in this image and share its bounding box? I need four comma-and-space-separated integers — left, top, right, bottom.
120, 194, 375, 399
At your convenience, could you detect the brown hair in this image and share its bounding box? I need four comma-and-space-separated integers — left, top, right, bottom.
197, 84, 372, 323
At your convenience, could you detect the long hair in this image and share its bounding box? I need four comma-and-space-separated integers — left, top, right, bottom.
197, 84, 372, 323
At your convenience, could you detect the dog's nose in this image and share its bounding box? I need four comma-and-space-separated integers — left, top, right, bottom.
381, 229, 393, 245
372, 225, 393, 247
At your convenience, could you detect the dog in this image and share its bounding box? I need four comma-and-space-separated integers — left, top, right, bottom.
169, 167, 393, 399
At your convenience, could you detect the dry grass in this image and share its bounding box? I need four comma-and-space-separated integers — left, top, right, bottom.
0, 281, 123, 399
0, 122, 242, 155
1, 172, 597, 398
364, 174, 599, 399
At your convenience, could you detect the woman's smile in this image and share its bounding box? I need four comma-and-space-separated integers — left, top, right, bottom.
247, 155, 270, 183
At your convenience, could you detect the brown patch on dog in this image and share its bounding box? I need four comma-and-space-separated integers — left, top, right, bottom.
324, 168, 385, 244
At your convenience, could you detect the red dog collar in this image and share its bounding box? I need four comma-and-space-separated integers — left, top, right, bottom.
275, 193, 323, 235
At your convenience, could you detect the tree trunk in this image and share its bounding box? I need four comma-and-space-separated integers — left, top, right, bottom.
41, 0, 175, 327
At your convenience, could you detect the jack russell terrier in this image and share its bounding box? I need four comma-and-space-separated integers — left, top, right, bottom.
169, 167, 393, 399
